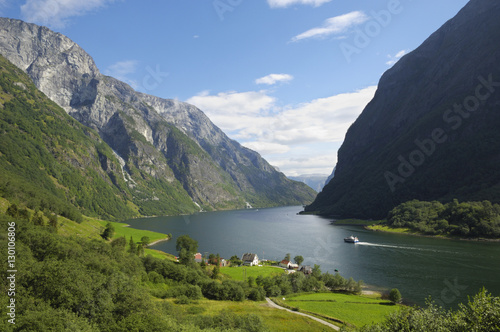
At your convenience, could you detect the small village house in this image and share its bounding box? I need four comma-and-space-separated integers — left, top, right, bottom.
279, 260, 291, 269
241, 253, 259, 266
194, 253, 202, 263
299, 265, 312, 275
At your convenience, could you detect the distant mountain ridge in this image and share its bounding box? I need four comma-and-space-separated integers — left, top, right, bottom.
0, 17, 315, 218
306, 0, 500, 219
289, 174, 329, 193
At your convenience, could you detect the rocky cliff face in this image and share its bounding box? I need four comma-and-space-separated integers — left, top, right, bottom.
0, 17, 316, 213
306, 0, 500, 218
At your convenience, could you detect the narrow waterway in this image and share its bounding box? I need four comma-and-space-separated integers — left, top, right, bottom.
127, 206, 500, 308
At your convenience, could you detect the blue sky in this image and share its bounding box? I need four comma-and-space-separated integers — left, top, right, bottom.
1, 0, 469, 176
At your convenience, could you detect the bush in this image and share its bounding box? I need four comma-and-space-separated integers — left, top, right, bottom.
148, 271, 164, 284
248, 287, 266, 301
202, 280, 245, 301
191, 310, 267, 332
166, 284, 203, 300
174, 295, 191, 305
389, 288, 402, 304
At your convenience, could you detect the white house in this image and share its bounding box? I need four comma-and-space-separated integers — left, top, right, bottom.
279, 260, 291, 269
241, 253, 259, 266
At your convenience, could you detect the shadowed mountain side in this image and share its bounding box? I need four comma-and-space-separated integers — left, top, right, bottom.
306, 0, 500, 219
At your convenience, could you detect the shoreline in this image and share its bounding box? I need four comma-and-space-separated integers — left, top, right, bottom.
365, 224, 500, 242
147, 237, 171, 247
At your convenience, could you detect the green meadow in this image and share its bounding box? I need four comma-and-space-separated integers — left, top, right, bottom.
220, 265, 286, 281
165, 298, 332, 331
279, 292, 400, 329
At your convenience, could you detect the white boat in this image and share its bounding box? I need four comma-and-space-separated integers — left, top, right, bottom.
344, 235, 359, 243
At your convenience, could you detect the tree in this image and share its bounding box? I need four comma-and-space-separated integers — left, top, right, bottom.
32, 210, 45, 226
389, 288, 402, 304
128, 236, 136, 255
176, 235, 198, 266
19, 207, 31, 221
140, 236, 150, 247
136, 242, 145, 257
248, 276, 256, 287
48, 214, 58, 232
229, 255, 242, 266
284, 253, 291, 261
312, 264, 322, 278
101, 223, 115, 240
212, 264, 220, 279
294, 255, 304, 266
6, 203, 19, 218
111, 236, 127, 250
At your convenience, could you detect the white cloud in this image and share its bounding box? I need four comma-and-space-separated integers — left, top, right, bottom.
186, 90, 276, 139
186, 86, 377, 175
268, 0, 332, 8
243, 141, 290, 155
386, 49, 409, 66
255, 73, 294, 85
269, 152, 338, 177
292, 11, 369, 42
21, 0, 117, 28
104, 60, 139, 89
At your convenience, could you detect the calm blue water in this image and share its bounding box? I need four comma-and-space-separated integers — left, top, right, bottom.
127, 206, 500, 308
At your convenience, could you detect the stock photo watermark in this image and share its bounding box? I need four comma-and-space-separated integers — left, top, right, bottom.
141, 65, 169, 92
385, 74, 500, 192
213, 0, 244, 21
340, 0, 409, 63
313, 234, 341, 262
6, 220, 17, 325
434, 277, 469, 308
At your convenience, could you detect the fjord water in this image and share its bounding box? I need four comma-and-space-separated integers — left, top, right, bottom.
127, 206, 500, 308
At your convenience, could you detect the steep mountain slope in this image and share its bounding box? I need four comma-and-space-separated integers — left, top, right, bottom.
306, 0, 500, 219
0, 17, 316, 213
0, 54, 199, 220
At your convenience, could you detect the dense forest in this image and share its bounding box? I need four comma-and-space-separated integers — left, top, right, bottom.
386, 199, 500, 238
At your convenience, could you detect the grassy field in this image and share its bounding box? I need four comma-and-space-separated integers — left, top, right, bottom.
166, 298, 333, 331
94, 219, 176, 260
220, 265, 286, 281
279, 292, 399, 329
97, 219, 170, 243
367, 224, 412, 233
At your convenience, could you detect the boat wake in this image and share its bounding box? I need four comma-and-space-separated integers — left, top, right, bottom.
356, 242, 439, 252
